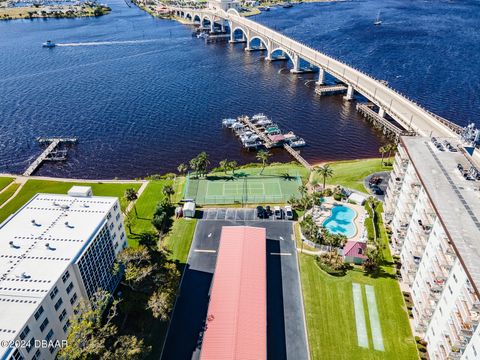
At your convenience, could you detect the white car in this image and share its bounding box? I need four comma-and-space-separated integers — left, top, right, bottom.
274, 205, 283, 219
284, 205, 293, 220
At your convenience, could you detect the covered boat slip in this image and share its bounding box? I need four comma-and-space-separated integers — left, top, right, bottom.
200, 226, 267, 360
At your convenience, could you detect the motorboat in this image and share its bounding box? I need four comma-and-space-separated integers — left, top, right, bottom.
42, 40, 56, 48
222, 118, 237, 128
374, 11, 382, 26
287, 136, 306, 147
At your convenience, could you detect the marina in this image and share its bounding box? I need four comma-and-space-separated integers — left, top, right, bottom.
223, 114, 312, 169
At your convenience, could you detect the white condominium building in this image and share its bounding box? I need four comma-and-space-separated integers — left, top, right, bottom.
0, 186, 127, 360
385, 137, 480, 360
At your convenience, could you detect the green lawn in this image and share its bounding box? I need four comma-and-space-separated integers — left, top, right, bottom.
0, 177, 13, 192
312, 158, 392, 193
163, 218, 197, 263
0, 180, 141, 223
126, 180, 173, 246
300, 256, 417, 360
0, 182, 20, 206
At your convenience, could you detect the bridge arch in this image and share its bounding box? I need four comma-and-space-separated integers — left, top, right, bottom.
227, 8, 240, 16
201, 15, 212, 28
270, 47, 298, 69
230, 25, 248, 42
248, 35, 268, 50
193, 14, 200, 23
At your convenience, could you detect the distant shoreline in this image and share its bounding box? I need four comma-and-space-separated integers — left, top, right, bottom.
0, 4, 110, 21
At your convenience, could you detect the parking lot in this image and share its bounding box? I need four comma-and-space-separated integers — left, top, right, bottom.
201, 207, 290, 221
161, 213, 309, 360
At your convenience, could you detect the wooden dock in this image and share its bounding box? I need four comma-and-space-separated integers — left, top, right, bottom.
315, 84, 348, 96
238, 116, 274, 148
283, 143, 313, 170
356, 104, 416, 140
23, 138, 77, 176
237, 116, 313, 170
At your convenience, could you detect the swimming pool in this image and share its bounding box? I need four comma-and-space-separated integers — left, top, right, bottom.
323, 205, 357, 238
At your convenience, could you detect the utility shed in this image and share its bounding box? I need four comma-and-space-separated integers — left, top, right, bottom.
67, 186, 93, 197
183, 201, 196, 218
200, 226, 267, 360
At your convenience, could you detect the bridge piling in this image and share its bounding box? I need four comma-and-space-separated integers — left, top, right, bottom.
343, 84, 354, 101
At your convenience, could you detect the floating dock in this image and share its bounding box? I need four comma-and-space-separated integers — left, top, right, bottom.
23, 137, 77, 176
315, 84, 348, 96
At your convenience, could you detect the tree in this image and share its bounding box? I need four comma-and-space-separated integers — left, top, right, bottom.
124, 188, 138, 217
318, 250, 345, 272
298, 184, 308, 198
148, 289, 175, 321
363, 247, 381, 272
102, 335, 151, 360
219, 159, 229, 174
116, 246, 158, 293
228, 160, 238, 175
124, 210, 137, 234
162, 184, 175, 203
300, 215, 321, 243
58, 291, 118, 360
177, 163, 188, 176
379, 145, 388, 166
256, 150, 271, 175
314, 164, 334, 190
152, 213, 166, 235
138, 231, 157, 248
386, 142, 396, 162
190, 152, 210, 177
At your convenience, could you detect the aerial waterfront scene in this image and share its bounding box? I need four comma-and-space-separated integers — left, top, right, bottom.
0, 0, 479, 359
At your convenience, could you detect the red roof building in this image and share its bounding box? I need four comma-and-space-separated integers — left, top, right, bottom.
200, 226, 267, 360
343, 240, 367, 264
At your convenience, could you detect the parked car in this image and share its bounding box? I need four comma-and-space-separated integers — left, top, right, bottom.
265, 205, 273, 216
284, 205, 293, 220
256, 205, 267, 219
274, 206, 283, 219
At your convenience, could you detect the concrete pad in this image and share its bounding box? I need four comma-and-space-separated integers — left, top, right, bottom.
365, 285, 385, 351
352, 283, 369, 349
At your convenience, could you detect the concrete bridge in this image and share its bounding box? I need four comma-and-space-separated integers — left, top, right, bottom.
173, 7, 462, 138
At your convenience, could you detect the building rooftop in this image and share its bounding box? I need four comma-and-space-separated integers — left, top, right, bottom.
200, 226, 267, 360
344, 240, 367, 259
0, 191, 117, 348
402, 136, 480, 294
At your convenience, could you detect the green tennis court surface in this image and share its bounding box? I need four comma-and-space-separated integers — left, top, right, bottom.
183, 174, 302, 205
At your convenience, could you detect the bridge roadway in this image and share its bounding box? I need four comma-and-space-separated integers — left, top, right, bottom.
173, 7, 462, 139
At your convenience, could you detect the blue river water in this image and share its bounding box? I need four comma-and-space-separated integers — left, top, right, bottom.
0, 0, 478, 179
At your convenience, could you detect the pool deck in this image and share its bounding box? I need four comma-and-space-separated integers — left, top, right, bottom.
309, 197, 367, 242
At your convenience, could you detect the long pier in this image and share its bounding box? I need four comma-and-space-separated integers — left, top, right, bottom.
283, 143, 313, 170
315, 84, 347, 96
23, 138, 77, 176
356, 104, 416, 140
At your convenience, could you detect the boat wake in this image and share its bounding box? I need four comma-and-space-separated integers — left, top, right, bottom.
56, 39, 161, 47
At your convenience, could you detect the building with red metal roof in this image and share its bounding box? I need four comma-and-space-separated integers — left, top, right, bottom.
200, 226, 267, 360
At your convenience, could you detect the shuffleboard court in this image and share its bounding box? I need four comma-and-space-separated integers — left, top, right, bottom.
183, 173, 302, 205
365, 285, 385, 351
352, 283, 369, 349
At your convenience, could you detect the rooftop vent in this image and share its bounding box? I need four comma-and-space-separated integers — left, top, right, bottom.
21, 272, 31, 279
45, 243, 55, 251
31, 219, 40, 227
65, 221, 74, 229
9, 241, 19, 249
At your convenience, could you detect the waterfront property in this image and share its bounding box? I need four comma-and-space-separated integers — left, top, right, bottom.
0, 186, 127, 360
384, 136, 480, 359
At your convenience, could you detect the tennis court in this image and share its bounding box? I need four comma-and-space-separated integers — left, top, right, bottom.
183, 174, 302, 205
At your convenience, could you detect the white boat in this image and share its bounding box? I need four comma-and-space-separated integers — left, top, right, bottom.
288, 136, 306, 147
222, 118, 237, 127
42, 40, 56, 48
374, 11, 382, 26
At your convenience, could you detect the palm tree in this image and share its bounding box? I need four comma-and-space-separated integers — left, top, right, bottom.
314, 164, 334, 190
162, 185, 175, 203
256, 150, 271, 175
219, 159, 229, 175
228, 160, 238, 175
124, 188, 138, 217
379, 145, 388, 166
177, 163, 188, 176
196, 151, 210, 177
298, 184, 308, 198
386, 142, 396, 163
